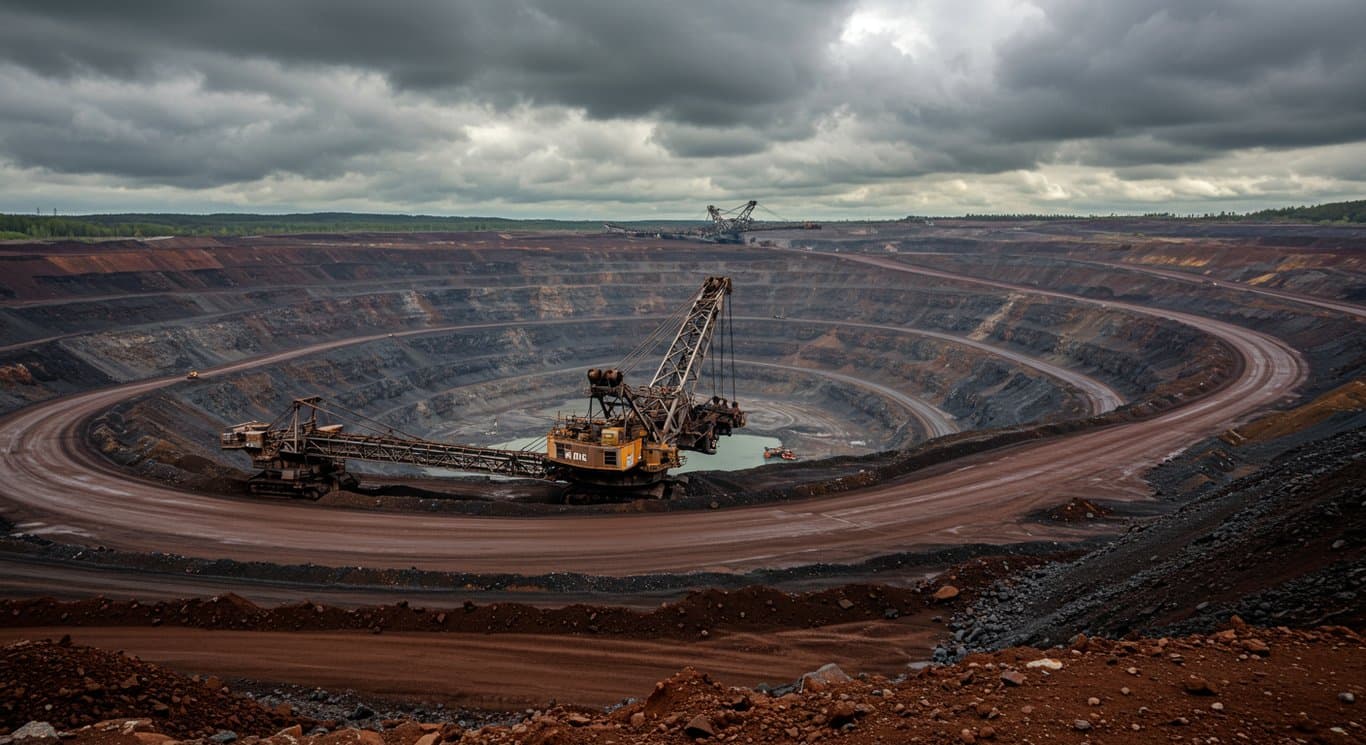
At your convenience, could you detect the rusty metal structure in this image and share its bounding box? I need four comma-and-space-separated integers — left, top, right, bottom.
544, 276, 745, 486
220, 397, 548, 498
703, 200, 758, 240
605, 199, 819, 243
220, 276, 745, 497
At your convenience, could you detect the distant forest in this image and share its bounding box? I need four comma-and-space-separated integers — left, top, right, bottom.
958, 199, 1366, 224
1241, 199, 1366, 223
1, 199, 1363, 240
0, 212, 605, 240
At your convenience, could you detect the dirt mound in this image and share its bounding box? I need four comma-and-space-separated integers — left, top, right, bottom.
30, 625, 1366, 745
0, 638, 300, 737
0, 562, 1059, 639
573, 625, 1364, 745
927, 555, 1068, 604
1, 586, 935, 638
1043, 497, 1113, 522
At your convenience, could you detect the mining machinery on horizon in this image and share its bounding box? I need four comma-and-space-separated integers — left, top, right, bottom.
604, 199, 820, 243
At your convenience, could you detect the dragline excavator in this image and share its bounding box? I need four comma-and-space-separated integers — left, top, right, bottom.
219, 276, 746, 498
605, 200, 820, 243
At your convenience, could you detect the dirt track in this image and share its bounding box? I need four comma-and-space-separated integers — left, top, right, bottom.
737, 316, 1124, 415
743, 359, 958, 436
1088, 258, 1366, 319
0, 622, 934, 709
0, 260, 1304, 575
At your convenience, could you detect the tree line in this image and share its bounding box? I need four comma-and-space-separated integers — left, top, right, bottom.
3, 199, 1362, 241
0, 212, 604, 239
922, 199, 1366, 224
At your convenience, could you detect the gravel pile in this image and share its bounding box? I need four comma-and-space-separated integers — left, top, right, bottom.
0, 638, 299, 737
940, 426, 1365, 658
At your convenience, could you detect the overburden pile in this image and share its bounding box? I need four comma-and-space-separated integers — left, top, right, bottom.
4, 625, 1361, 744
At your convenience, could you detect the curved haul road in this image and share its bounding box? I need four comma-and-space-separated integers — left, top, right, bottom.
737, 316, 1123, 415
0, 261, 1303, 576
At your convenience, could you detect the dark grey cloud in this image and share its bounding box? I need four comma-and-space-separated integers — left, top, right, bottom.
0, 1, 847, 126
987, 0, 1366, 153
0, 0, 1364, 213
807, 0, 1366, 178
0, 62, 458, 187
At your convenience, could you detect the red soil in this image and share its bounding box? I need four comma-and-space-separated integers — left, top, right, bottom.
10, 623, 1362, 745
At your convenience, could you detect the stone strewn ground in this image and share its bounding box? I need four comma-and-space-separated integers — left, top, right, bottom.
5, 625, 1362, 745
944, 426, 1366, 657
0, 638, 298, 737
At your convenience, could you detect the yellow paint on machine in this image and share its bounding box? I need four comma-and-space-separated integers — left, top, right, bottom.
546, 435, 644, 472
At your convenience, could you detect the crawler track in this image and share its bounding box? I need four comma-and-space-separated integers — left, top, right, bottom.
0, 264, 1303, 576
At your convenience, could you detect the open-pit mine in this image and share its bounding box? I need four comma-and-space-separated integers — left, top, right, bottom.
0, 219, 1363, 743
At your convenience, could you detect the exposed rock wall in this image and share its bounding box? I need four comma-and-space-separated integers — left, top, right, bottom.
878, 251, 1364, 399
2, 233, 1253, 490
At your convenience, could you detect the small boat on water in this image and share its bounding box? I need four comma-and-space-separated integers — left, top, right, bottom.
764, 446, 797, 461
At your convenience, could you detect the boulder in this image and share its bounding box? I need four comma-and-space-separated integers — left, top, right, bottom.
800, 663, 851, 692
8, 723, 58, 742
684, 715, 715, 739
1183, 676, 1218, 695
828, 700, 858, 727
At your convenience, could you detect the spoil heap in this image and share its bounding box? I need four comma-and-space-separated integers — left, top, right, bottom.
463, 624, 1363, 745
5, 625, 1361, 744
948, 426, 1366, 655
0, 638, 299, 737
0, 571, 1045, 639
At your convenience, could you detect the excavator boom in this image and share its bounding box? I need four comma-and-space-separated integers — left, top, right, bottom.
649, 276, 731, 440
220, 397, 546, 498
545, 276, 745, 486
221, 276, 746, 496
608, 200, 816, 244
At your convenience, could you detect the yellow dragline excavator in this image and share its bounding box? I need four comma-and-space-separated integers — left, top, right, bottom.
219, 276, 746, 498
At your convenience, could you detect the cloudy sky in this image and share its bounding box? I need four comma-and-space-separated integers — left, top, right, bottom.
1, 0, 1364, 219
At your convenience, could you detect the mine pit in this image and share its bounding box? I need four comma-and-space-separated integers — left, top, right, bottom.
0, 220, 1362, 739
5, 3, 1366, 736
80, 259, 1207, 507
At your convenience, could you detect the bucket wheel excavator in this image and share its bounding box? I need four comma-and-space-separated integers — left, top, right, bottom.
220, 276, 746, 498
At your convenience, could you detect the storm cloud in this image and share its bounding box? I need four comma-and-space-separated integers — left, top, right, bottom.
0, 0, 1363, 217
